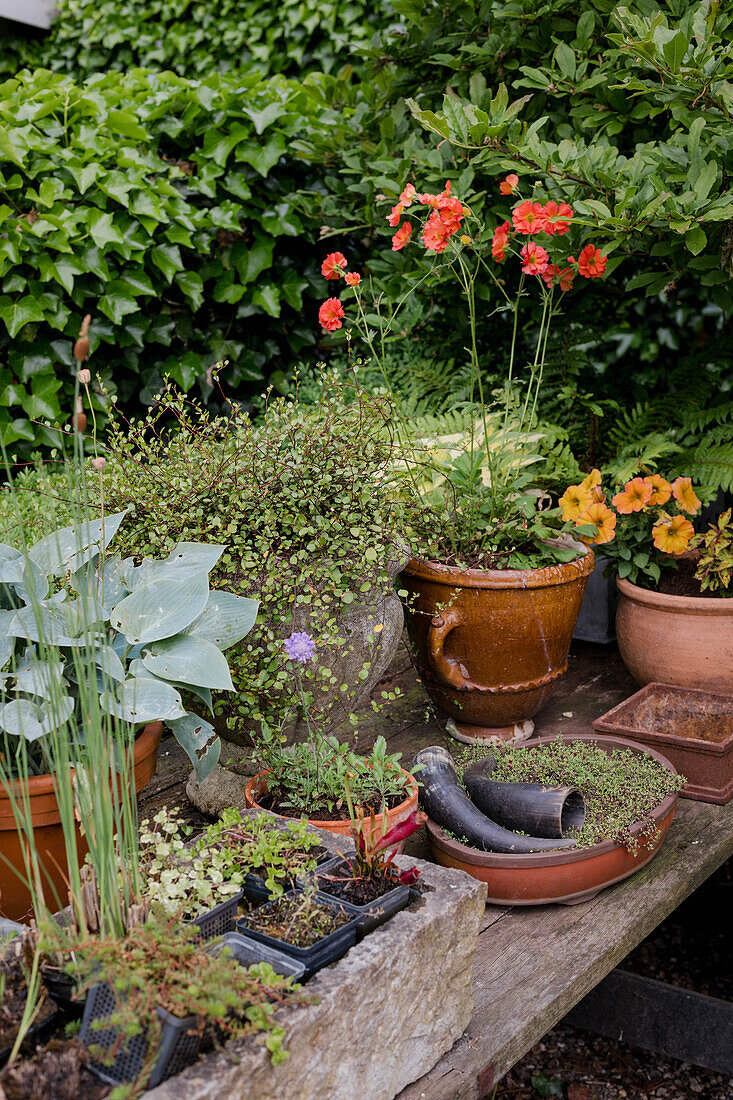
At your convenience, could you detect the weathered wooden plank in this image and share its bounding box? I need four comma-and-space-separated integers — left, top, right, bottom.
398, 797, 733, 1100
565, 969, 733, 1075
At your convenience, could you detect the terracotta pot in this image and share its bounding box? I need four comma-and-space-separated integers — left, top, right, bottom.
244, 768, 419, 853
0, 722, 163, 922
399, 545, 595, 744
616, 577, 733, 692
593, 682, 733, 805
426, 733, 679, 905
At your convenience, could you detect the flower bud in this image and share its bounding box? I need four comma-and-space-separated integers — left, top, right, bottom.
92, 457, 106, 471
74, 336, 90, 362
77, 368, 91, 384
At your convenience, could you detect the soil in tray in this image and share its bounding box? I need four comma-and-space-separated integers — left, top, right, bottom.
0, 952, 54, 1053
258, 789, 405, 822
629, 690, 733, 743
0, 1038, 110, 1100
243, 894, 352, 948
316, 863, 402, 906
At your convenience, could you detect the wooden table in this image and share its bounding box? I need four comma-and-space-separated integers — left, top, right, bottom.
139, 641, 733, 1098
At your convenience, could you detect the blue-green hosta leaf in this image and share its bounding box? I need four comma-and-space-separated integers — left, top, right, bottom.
128, 659, 212, 714
167, 712, 221, 783
121, 542, 225, 589
142, 635, 233, 691
186, 591, 259, 650
109, 575, 209, 645
99, 676, 186, 724
73, 554, 129, 614
28, 511, 128, 576
95, 644, 125, 683
0, 610, 17, 670
9, 601, 104, 646
0, 695, 74, 740
13, 659, 66, 699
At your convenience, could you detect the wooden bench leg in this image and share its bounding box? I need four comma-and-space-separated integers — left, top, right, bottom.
564, 969, 733, 1076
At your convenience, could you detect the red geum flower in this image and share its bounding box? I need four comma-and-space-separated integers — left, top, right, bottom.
512, 200, 546, 235
318, 297, 345, 331
418, 180, 452, 207
344, 271, 361, 286
578, 244, 607, 278
370, 811, 428, 856
499, 173, 519, 195
520, 241, 550, 276
387, 203, 403, 228
543, 201, 573, 235
491, 220, 510, 262
392, 222, 412, 251
399, 183, 416, 207
422, 209, 451, 252
321, 252, 347, 280
541, 263, 574, 292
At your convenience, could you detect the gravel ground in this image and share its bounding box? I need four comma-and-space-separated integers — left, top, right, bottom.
495, 861, 732, 1100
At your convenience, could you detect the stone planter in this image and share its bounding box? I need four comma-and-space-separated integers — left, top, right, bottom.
143, 830, 487, 1100
616, 576, 733, 692
399, 543, 594, 744
218, 551, 409, 751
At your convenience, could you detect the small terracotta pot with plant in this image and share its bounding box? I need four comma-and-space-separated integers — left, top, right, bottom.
559, 471, 733, 691
316, 176, 609, 742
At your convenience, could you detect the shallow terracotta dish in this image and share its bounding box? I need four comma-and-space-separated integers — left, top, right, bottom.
593, 682, 733, 805
425, 733, 679, 906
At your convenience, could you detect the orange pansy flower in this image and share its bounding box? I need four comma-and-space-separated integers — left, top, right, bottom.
577, 502, 617, 545
643, 474, 672, 506
671, 477, 701, 515
559, 484, 594, 522
652, 513, 695, 555
612, 477, 653, 514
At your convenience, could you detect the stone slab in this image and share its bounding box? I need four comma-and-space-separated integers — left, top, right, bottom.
145, 825, 487, 1100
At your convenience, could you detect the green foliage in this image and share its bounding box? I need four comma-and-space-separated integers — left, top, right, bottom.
693, 507, 733, 595
1, 0, 391, 81
0, 66, 333, 455
0, 507, 257, 779
98, 375, 404, 740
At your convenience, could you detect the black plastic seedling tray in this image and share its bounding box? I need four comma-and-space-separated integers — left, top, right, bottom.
81, 982, 201, 1088
235, 889, 361, 980
243, 852, 341, 908
301, 855, 411, 935
208, 931, 306, 982
185, 888, 244, 941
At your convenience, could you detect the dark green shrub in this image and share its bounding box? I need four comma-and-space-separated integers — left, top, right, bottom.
0, 66, 336, 455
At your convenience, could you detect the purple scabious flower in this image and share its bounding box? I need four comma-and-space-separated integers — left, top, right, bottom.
284, 631, 316, 663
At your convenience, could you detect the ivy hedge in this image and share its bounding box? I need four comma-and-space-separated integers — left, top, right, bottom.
0, 67, 336, 453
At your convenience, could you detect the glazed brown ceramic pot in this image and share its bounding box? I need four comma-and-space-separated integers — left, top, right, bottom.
399, 546, 595, 743
426, 733, 679, 905
0, 721, 162, 922
616, 577, 733, 692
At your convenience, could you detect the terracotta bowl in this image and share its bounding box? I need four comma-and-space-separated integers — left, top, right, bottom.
426, 733, 679, 906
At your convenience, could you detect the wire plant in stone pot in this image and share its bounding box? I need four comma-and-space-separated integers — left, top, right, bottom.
315, 177, 613, 745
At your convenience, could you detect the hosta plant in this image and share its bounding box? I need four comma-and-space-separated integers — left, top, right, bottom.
0, 513, 258, 780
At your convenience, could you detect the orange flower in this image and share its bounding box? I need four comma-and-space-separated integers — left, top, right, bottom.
422, 210, 451, 253
643, 474, 672, 506
652, 513, 695, 555
344, 272, 361, 286
321, 252, 347, 280
671, 476, 701, 515
318, 298, 345, 331
577, 502, 617, 545
540, 264, 574, 292
543, 201, 573, 235
399, 183, 416, 207
392, 222, 412, 251
578, 244, 607, 279
418, 180, 453, 208
512, 200, 546, 235
386, 203, 403, 228
499, 173, 519, 195
559, 484, 594, 522
520, 242, 549, 276
492, 220, 510, 262
580, 468, 602, 491
612, 477, 653, 514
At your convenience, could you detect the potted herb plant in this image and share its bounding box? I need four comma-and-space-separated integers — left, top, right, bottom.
0, 514, 258, 920
317, 180, 607, 743
560, 474, 733, 690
